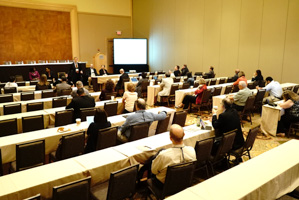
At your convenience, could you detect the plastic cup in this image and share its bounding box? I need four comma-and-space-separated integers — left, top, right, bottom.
111, 96, 115, 101
76, 118, 81, 126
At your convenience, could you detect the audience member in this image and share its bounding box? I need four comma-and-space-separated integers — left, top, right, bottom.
257, 76, 283, 104
99, 65, 109, 75
97, 79, 115, 101
86, 64, 98, 87
66, 88, 95, 122
233, 71, 247, 86
115, 68, 129, 93
123, 83, 138, 113
185, 72, 194, 86
168, 70, 175, 78
29, 67, 40, 81
251, 69, 264, 86
136, 72, 148, 97
204, 66, 215, 78
5, 76, 18, 92
35, 74, 52, 90
45, 67, 56, 82
229, 81, 253, 111
232, 69, 240, 82
151, 124, 196, 184
173, 65, 181, 77
157, 73, 174, 103
55, 76, 72, 96
181, 64, 189, 76
277, 91, 299, 135
212, 98, 245, 153
71, 81, 89, 98
117, 99, 167, 142
84, 108, 111, 153
176, 78, 207, 109
68, 57, 83, 84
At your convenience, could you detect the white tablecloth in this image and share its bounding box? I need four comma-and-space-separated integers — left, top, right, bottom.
94, 73, 140, 84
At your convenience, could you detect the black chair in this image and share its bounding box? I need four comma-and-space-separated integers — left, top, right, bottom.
182, 82, 190, 89
288, 186, 299, 199
247, 82, 255, 89
96, 126, 118, 150
209, 79, 217, 86
173, 77, 181, 83
141, 80, 150, 98
155, 114, 171, 135
21, 92, 34, 101
194, 137, 214, 178
172, 111, 187, 127
223, 85, 233, 94
161, 84, 179, 106
91, 165, 139, 200
128, 122, 150, 142
293, 85, 299, 94
0, 118, 18, 137
190, 89, 212, 113
103, 92, 117, 101
30, 81, 39, 86
22, 115, 44, 133
226, 77, 233, 83
219, 78, 226, 84
147, 161, 196, 200
15, 75, 24, 82
194, 72, 203, 76
23, 194, 41, 200
212, 87, 222, 96
61, 88, 72, 96
50, 131, 85, 162
230, 126, 259, 163
55, 109, 74, 127
42, 90, 56, 98
3, 103, 21, 115
209, 130, 236, 175
232, 85, 239, 93
254, 89, 266, 113
104, 101, 118, 117
80, 108, 96, 121
4, 87, 17, 94
52, 176, 91, 200
52, 97, 67, 108
10, 140, 45, 172
240, 96, 256, 126
16, 81, 26, 86
0, 83, 5, 89
194, 82, 199, 88
27, 102, 44, 112
0, 149, 3, 176
287, 122, 299, 138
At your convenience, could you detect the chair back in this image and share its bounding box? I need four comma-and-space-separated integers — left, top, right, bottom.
201, 89, 211, 103
16, 81, 26, 86
224, 85, 233, 94
104, 92, 117, 101
52, 97, 67, 108
61, 88, 72, 95
258, 80, 266, 87
170, 84, 179, 96
0, 118, 18, 137
219, 78, 226, 84
16, 140, 45, 171
155, 114, 171, 135
106, 165, 139, 200
0, 149, 2, 176
203, 74, 208, 79
3, 103, 21, 115
30, 81, 39, 86
104, 101, 118, 117
56, 131, 85, 161
129, 122, 150, 142
205, 79, 210, 86
247, 82, 255, 89
55, 109, 74, 127
162, 161, 196, 198
96, 126, 118, 150
232, 85, 239, 93
212, 87, 222, 96
21, 92, 34, 101
182, 83, 190, 89
22, 115, 44, 133
244, 126, 259, 150
27, 102, 44, 112
0, 83, 5, 89
172, 111, 187, 127
23, 194, 41, 200
155, 79, 162, 85
194, 138, 214, 166
173, 77, 181, 83
227, 77, 233, 83
52, 177, 91, 200
42, 90, 56, 98
254, 89, 266, 104
194, 72, 203, 76
293, 85, 299, 94
214, 130, 236, 161
209, 79, 217, 86
4, 87, 17, 94
0, 94, 13, 103
80, 108, 96, 121
194, 82, 199, 88
243, 95, 256, 112
141, 80, 150, 92
15, 75, 24, 82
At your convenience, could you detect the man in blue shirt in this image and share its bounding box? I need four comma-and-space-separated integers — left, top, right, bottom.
257, 76, 283, 104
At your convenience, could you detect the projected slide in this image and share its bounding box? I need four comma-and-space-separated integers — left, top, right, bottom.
114, 39, 147, 65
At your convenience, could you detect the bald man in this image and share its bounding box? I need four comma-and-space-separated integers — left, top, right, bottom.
115, 68, 129, 93
151, 124, 196, 184
229, 81, 253, 111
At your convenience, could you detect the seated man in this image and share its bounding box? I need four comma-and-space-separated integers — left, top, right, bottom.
173, 65, 181, 77
212, 98, 245, 153
232, 69, 240, 82
157, 73, 174, 103
5, 76, 18, 92
204, 66, 215, 78
66, 88, 95, 121
55, 76, 72, 96
117, 98, 167, 142
229, 81, 253, 111
99, 65, 109, 75
86, 64, 98, 87
151, 124, 196, 184
257, 76, 283, 104
115, 68, 129, 94
71, 81, 90, 98
181, 64, 189, 76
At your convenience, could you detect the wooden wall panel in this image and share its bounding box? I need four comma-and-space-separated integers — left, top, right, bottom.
0, 6, 72, 64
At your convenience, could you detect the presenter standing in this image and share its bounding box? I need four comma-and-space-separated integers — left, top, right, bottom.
68, 57, 83, 85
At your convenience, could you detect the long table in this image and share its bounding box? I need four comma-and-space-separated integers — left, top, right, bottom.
168, 139, 299, 200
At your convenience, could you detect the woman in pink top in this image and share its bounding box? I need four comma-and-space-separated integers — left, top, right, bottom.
29, 67, 40, 81
233, 71, 247, 86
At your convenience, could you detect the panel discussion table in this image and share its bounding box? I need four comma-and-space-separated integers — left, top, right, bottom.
0, 115, 212, 200
168, 139, 299, 200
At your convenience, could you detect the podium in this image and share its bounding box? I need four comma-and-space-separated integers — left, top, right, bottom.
93, 52, 107, 72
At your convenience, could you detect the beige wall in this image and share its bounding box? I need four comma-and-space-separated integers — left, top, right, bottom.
133, 0, 299, 83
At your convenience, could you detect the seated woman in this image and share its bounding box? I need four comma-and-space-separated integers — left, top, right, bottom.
176, 78, 207, 109
35, 74, 52, 90
277, 90, 299, 135
84, 108, 111, 153
5, 76, 18, 92
123, 82, 138, 113
136, 72, 148, 97
96, 79, 115, 101
251, 69, 264, 86
233, 71, 247, 86
29, 67, 40, 81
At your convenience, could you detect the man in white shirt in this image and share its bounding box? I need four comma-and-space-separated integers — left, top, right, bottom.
151, 124, 196, 184
86, 64, 98, 87
157, 73, 174, 103
5, 76, 18, 92
257, 76, 283, 104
